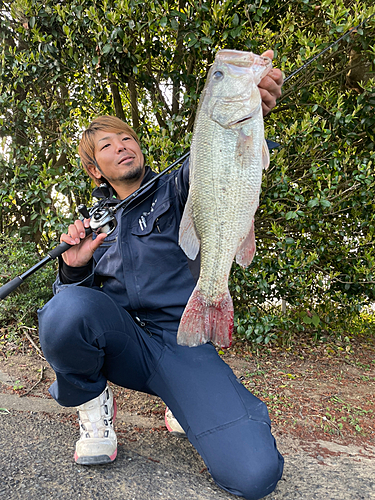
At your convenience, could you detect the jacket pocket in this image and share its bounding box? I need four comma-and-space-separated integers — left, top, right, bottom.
131, 199, 172, 236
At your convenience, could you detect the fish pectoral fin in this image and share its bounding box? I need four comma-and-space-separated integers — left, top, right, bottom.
179, 194, 200, 259
235, 220, 256, 268
262, 138, 270, 170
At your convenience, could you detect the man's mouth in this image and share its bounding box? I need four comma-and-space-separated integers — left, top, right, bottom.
118, 155, 135, 165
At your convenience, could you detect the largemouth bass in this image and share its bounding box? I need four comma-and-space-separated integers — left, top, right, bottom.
177, 49, 272, 347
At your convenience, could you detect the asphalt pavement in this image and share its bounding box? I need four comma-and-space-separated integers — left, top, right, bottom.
0, 392, 374, 499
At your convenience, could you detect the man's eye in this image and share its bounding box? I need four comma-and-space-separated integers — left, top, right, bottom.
101, 144, 110, 150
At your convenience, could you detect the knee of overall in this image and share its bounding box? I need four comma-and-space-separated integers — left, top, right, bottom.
38, 287, 97, 361
206, 421, 283, 500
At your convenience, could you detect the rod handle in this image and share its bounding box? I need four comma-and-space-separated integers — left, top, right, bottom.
0, 277, 24, 300
47, 226, 93, 260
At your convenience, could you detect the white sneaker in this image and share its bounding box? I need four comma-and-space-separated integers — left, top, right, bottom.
165, 407, 186, 438
74, 385, 117, 465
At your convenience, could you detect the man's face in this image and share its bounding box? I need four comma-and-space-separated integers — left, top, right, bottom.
91, 130, 145, 186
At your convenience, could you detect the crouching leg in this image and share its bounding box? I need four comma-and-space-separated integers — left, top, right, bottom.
193, 413, 283, 500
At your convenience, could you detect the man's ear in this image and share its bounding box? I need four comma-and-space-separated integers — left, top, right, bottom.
87, 162, 102, 180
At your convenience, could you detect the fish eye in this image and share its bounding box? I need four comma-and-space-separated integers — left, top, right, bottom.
212, 71, 224, 81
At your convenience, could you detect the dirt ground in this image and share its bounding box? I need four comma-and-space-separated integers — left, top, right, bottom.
1, 332, 375, 458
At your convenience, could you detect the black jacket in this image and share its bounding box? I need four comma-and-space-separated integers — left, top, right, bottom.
54, 158, 198, 331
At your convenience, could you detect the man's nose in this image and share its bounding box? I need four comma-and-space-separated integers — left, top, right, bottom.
115, 140, 126, 152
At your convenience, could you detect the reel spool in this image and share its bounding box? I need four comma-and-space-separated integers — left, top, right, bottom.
78, 202, 117, 236
90, 207, 117, 235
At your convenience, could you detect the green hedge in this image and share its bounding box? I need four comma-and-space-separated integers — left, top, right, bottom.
0, 234, 56, 340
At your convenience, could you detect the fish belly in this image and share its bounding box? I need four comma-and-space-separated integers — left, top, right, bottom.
178, 113, 264, 347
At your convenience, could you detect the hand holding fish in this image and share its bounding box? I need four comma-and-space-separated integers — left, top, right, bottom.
259, 50, 284, 116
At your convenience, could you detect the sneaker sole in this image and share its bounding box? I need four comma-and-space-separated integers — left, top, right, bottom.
74, 449, 117, 465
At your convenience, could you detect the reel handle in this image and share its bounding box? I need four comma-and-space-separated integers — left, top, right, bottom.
78, 204, 90, 219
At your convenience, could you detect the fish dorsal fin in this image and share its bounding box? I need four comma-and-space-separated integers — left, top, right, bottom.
235, 219, 256, 268
179, 193, 200, 259
262, 138, 270, 170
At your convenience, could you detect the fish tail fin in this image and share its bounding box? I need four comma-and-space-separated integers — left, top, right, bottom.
177, 286, 233, 348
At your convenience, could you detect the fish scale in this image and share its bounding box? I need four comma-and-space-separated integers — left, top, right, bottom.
177, 50, 272, 347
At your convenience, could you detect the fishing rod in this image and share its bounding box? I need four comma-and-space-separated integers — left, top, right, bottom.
0, 152, 189, 300
283, 11, 375, 84
0, 12, 373, 300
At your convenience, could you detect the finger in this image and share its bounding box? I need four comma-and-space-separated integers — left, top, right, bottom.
268, 67, 284, 87
259, 87, 273, 104
60, 233, 77, 246
259, 90, 274, 116
261, 49, 274, 60
90, 232, 107, 251
74, 219, 87, 240
66, 224, 80, 244
259, 71, 283, 94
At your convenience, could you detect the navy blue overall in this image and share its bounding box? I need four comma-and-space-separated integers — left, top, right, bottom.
38, 159, 283, 500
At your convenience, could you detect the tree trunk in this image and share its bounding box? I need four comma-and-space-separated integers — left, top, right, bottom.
127, 76, 140, 131
110, 77, 126, 121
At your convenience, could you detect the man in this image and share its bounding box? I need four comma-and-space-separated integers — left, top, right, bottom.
38, 51, 284, 500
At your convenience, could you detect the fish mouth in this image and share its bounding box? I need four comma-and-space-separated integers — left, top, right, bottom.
230, 115, 253, 126
228, 103, 262, 127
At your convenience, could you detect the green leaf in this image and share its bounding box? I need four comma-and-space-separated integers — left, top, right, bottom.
186, 34, 197, 47
171, 18, 179, 30
320, 199, 331, 208
102, 44, 112, 55
312, 314, 320, 327
307, 198, 319, 208
302, 315, 312, 325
